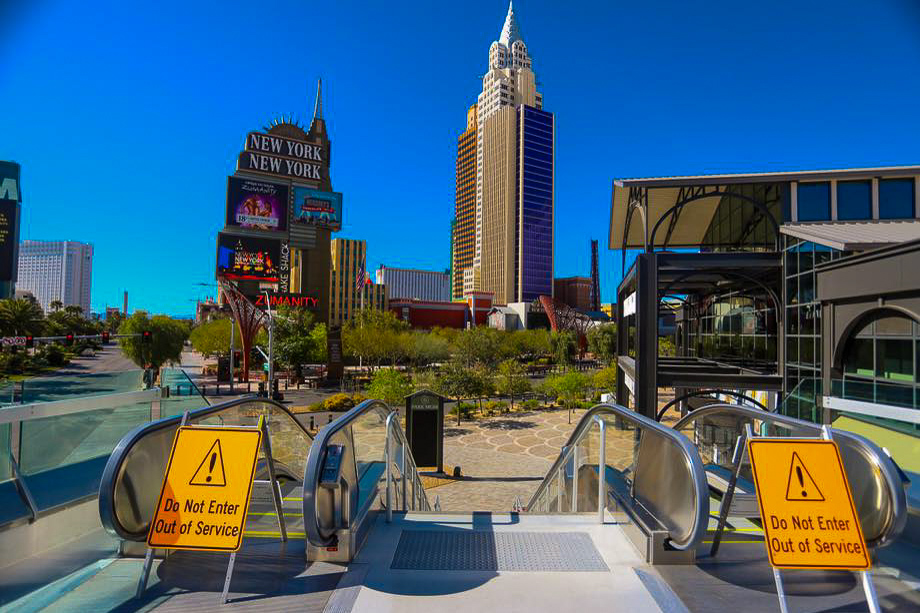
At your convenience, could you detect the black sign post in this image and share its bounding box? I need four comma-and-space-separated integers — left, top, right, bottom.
405, 390, 445, 474
326, 326, 344, 383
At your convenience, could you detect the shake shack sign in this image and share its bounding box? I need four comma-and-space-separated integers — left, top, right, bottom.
237, 132, 326, 181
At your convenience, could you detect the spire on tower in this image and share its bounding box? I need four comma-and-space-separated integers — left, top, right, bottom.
499, 1, 522, 47
312, 78, 323, 122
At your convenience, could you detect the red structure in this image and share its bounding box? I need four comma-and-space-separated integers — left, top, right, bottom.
218, 280, 267, 382
390, 294, 492, 329
538, 295, 592, 355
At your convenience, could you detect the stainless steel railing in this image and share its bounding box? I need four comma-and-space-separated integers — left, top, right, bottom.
98, 396, 313, 541
673, 403, 908, 548
527, 402, 709, 551
303, 399, 430, 550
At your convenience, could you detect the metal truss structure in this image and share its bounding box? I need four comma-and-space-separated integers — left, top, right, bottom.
620, 184, 783, 274
218, 279, 267, 382
538, 295, 592, 356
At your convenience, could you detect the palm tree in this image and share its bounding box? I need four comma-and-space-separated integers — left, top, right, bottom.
49, 300, 63, 312
0, 298, 45, 336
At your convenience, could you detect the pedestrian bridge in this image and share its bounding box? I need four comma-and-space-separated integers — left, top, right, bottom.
1, 377, 919, 612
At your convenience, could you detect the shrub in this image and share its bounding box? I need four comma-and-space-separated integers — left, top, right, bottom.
43, 344, 67, 366
523, 399, 540, 410
324, 393, 356, 412
449, 402, 476, 419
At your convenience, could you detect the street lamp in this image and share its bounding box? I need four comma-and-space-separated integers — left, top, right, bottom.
263, 291, 274, 398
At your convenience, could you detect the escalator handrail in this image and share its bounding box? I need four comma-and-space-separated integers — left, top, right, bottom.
527, 402, 709, 551
673, 403, 908, 547
98, 395, 313, 541
302, 398, 430, 547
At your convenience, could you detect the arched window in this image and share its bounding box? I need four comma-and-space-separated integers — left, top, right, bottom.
840, 311, 919, 407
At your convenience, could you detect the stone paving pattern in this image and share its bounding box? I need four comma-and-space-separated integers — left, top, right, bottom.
435, 390, 677, 512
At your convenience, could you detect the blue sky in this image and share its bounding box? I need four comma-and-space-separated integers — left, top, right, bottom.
2, 0, 920, 316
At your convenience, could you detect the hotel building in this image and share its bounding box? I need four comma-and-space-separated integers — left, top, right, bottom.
453, 2, 554, 305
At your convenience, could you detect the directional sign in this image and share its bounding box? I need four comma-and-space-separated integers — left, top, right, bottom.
747, 438, 870, 570
147, 426, 262, 552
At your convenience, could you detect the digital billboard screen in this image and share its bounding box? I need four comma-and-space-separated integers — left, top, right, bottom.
0, 200, 17, 282
292, 187, 342, 231
225, 177, 288, 232
216, 233, 281, 282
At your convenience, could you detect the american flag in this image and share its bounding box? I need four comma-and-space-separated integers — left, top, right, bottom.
355, 250, 367, 291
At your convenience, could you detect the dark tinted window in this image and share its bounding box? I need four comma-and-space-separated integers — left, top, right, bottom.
878, 178, 915, 219
836, 180, 871, 220
797, 182, 830, 221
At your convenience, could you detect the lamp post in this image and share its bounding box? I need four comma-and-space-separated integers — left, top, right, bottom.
263, 291, 274, 397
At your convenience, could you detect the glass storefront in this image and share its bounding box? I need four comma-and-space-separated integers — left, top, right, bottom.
781, 236, 847, 421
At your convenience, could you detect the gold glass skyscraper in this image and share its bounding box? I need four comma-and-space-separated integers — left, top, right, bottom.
452, 2, 554, 305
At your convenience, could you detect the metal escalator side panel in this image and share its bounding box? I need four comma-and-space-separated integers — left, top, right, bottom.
631, 428, 708, 549
303, 399, 432, 550
526, 403, 709, 552
98, 396, 313, 542
672, 403, 908, 548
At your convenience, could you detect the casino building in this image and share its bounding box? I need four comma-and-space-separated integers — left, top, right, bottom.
451, 2, 554, 306
608, 164, 920, 522
216, 80, 341, 323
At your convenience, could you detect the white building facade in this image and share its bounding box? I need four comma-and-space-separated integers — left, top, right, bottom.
376, 266, 450, 302
17, 240, 93, 314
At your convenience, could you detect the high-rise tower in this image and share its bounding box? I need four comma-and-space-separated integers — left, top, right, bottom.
451, 104, 478, 300
457, 2, 554, 305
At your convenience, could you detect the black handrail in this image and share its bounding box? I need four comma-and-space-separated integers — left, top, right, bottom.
655, 389, 768, 421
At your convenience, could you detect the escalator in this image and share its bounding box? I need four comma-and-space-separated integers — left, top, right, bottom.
68, 396, 915, 610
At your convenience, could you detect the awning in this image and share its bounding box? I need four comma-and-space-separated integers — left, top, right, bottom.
780, 221, 920, 251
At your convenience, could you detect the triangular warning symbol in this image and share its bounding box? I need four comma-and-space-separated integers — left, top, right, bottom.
189, 439, 227, 487
785, 451, 825, 501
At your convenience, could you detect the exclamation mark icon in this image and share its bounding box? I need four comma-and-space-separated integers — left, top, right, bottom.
796, 466, 806, 497
206, 452, 216, 482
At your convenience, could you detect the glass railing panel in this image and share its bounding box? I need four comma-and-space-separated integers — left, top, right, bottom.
0, 422, 11, 482
600, 414, 642, 489
19, 401, 153, 475
574, 421, 599, 512
831, 378, 918, 409
22, 370, 144, 403
350, 408, 388, 483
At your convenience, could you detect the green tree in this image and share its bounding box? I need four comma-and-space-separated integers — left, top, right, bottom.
0, 298, 45, 336
593, 366, 617, 396
104, 311, 124, 334
453, 326, 503, 367
343, 308, 409, 371
310, 323, 327, 363
118, 313, 188, 372
408, 331, 450, 370
472, 365, 495, 413
188, 318, 232, 358
438, 361, 482, 424
49, 300, 63, 312
550, 371, 589, 411
588, 324, 617, 365
367, 368, 414, 406
272, 306, 317, 378
503, 329, 551, 363
550, 331, 577, 370
496, 358, 530, 411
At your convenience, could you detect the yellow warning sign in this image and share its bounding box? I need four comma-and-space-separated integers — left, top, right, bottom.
147, 426, 262, 552
748, 438, 870, 570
